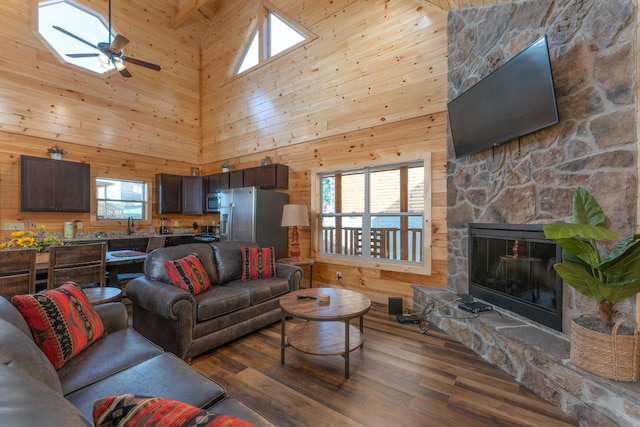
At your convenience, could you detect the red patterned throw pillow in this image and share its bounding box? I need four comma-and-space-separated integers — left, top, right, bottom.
164, 253, 211, 295
241, 246, 276, 281
11, 282, 106, 370
93, 394, 256, 427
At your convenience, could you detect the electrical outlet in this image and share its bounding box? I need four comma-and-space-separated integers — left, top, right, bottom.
76, 221, 83, 229
336, 272, 342, 280
173, 220, 179, 227
4, 222, 24, 231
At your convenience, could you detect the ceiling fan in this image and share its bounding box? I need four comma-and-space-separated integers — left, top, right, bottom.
53, 0, 160, 77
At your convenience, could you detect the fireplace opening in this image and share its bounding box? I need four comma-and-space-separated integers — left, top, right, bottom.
469, 223, 563, 331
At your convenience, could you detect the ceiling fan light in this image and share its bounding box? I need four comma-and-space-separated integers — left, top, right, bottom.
98, 53, 110, 64
114, 60, 125, 71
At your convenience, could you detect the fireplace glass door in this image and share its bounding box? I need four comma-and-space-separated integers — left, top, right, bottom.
469, 223, 562, 331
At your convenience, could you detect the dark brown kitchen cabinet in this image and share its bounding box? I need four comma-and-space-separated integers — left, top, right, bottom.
229, 170, 244, 188
20, 155, 90, 212
258, 164, 288, 189
242, 167, 260, 187
156, 173, 182, 214
206, 173, 230, 193
181, 176, 203, 214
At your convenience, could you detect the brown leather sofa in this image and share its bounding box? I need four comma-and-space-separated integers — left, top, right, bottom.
0, 296, 275, 426
127, 241, 302, 360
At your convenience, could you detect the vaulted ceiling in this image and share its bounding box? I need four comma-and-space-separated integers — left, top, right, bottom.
170, 0, 512, 33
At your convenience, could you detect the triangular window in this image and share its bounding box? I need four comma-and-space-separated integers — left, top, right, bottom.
235, 6, 311, 75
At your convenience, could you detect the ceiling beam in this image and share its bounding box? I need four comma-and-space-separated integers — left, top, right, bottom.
171, 0, 213, 29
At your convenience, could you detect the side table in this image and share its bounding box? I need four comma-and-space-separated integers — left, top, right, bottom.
277, 258, 314, 288
83, 287, 122, 305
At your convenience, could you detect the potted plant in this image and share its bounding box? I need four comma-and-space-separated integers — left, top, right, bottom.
221, 160, 231, 173
543, 187, 640, 381
47, 144, 66, 160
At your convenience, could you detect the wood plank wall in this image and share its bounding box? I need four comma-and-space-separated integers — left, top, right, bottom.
0, 0, 210, 238
0, 0, 459, 304
200, 0, 450, 304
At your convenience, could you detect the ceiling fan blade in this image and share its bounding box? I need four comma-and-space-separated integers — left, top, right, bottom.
109, 34, 129, 53
66, 53, 100, 58
122, 56, 161, 71
53, 26, 99, 51
119, 67, 133, 78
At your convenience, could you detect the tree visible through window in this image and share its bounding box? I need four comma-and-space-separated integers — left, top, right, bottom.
236, 7, 309, 74
319, 162, 425, 265
96, 178, 148, 220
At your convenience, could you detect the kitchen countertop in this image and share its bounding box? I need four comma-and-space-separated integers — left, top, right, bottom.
59, 228, 198, 243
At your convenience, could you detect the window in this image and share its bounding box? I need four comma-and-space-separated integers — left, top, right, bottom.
37, 0, 115, 75
314, 155, 432, 274
96, 178, 149, 220
235, 6, 310, 75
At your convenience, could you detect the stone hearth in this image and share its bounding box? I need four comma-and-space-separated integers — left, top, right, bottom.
413, 285, 640, 426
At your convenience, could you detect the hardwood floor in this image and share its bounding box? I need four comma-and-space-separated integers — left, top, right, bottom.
190, 303, 577, 427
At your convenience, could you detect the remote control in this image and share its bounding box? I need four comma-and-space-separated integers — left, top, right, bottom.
296, 295, 317, 299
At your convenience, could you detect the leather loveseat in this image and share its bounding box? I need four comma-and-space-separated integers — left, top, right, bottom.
0, 296, 275, 426
127, 241, 302, 360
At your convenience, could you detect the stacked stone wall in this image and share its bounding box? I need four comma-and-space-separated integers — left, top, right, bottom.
447, 0, 637, 332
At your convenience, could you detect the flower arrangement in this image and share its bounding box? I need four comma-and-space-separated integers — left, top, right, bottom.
47, 145, 67, 155
0, 222, 63, 253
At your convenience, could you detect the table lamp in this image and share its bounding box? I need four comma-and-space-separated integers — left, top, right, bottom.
281, 204, 309, 260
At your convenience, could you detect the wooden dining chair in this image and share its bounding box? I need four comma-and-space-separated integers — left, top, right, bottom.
48, 242, 107, 289
0, 248, 36, 298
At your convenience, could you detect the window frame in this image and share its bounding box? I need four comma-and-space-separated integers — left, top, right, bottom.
311, 153, 432, 275
232, 2, 315, 76
93, 177, 151, 223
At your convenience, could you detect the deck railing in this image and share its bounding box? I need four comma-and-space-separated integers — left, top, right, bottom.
321, 226, 422, 262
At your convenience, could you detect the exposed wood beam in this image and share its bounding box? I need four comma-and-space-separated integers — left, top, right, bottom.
171, 0, 213, 29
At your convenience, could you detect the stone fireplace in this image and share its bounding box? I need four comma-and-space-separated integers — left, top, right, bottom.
438, 0, 639, 424
446, 0, 637, 333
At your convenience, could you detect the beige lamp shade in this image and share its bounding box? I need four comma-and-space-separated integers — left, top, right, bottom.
281, 204, 309, 259
281, 204, 310, 227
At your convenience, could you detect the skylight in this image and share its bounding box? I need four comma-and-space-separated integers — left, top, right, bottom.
235, 9, 309, 75
38, 0, 115, 75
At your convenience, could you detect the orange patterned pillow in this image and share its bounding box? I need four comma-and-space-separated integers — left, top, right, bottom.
164, 253, 211, 295
93, 394, 256, 427
240, 246, 276, 281
11, 282, 106, 369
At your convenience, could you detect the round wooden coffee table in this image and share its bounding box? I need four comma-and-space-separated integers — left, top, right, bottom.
279, 288, 371, 379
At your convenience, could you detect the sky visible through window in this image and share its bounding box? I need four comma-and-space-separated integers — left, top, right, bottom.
237, 11, 306, 74
38, 0, 114, 74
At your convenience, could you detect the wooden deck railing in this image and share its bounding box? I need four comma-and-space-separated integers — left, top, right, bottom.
321, 226, 422, 262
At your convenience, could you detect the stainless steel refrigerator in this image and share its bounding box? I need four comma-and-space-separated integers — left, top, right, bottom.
219, 187, 289, 259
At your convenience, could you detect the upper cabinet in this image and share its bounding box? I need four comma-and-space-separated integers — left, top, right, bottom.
156, 174, 204, 214
21, 155, 90, 212
206, 173, 230, 193
181, 176, 203, 214
258, 164, 288, 189
228, 164, 289, 189
156, 173, 182, 214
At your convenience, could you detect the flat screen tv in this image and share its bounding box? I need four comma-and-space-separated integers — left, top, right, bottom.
448, 35, 559, 158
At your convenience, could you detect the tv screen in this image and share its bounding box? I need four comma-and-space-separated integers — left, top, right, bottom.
448, 35, 559, 158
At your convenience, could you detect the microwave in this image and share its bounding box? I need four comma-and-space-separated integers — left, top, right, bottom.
206, 192, 221, 212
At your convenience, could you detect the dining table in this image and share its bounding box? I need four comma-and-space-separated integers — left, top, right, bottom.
105, 250, 148, 287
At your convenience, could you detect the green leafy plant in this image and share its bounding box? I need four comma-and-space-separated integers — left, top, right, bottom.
47, 144, 66, 155
543, 188, 640, 327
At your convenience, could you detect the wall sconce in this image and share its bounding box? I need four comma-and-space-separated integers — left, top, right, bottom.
281, 204, 309, 260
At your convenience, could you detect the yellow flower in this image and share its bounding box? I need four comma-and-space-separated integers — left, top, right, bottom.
1, 222, 63, 253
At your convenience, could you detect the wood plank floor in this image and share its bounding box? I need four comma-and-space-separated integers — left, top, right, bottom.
190, 303, 577, 427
